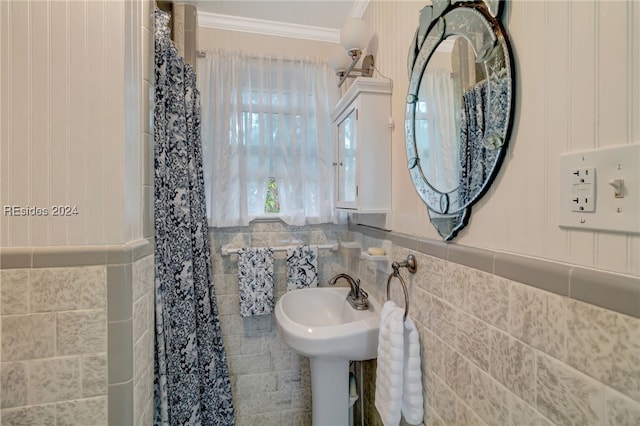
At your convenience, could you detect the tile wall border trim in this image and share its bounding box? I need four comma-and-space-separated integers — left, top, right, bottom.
0, 238, 154, 269
350, 223, 640, 318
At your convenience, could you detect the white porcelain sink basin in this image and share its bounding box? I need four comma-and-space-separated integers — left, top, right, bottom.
275, 285, 381, 425
275, 286, 381, 360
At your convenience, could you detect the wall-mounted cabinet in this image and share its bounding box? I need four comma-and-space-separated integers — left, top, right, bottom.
331, 77, 392, 212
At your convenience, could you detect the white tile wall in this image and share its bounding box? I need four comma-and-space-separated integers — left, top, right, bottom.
352, 241, 640, 426
132, 255, 154, 426
0, 266, 108, 424
209, 222, 349, 425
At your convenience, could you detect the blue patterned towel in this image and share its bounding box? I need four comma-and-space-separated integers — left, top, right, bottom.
286, 245, 318, 291
237, 247, 275, 317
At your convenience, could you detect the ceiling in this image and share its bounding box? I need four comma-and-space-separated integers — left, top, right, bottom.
191, 0, 370, 42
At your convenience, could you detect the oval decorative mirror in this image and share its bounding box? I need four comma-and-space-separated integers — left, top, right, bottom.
405, 0, 514, 240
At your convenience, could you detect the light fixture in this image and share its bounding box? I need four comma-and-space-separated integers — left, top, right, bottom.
329, 18, 374, 87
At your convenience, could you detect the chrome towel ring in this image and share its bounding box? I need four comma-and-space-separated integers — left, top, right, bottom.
386, 254, 417, 321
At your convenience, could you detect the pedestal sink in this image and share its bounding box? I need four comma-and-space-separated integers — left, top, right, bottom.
275, 286, 381, 426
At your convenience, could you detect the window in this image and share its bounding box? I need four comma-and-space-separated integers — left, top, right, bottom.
198, 50, 340, 227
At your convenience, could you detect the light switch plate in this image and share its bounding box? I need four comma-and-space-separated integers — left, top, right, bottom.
559, 143, 640, 234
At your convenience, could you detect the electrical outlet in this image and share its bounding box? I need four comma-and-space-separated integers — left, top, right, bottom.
571, 167, 595, 212
559, 143, 639, 234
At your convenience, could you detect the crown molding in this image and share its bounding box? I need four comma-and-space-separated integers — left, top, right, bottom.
198, 12, 341, 43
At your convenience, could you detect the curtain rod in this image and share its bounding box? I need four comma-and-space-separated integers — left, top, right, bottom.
194, 49, 328, 65
221, 242, 338, 256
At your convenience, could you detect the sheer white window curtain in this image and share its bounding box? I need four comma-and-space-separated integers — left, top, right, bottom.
416, 67, 460, 193
197, 49, 340, 227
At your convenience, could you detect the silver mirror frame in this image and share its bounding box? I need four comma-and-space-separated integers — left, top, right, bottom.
405, 0, 515, 240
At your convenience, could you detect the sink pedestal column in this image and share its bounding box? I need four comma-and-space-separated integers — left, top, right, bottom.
309, 357, 350, 426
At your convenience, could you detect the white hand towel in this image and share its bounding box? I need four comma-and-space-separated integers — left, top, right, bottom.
237, 247, 274, 317
402, 315, 424, 425
375, 301, 405, 426
286, 245, 318, 291
375, 300, 424, 426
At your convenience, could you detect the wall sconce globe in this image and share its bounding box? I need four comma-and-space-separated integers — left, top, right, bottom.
340, 18, 370, 53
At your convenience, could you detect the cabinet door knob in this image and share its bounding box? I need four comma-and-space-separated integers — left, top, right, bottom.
339, 162, 343, 166
332, 162, 338, 166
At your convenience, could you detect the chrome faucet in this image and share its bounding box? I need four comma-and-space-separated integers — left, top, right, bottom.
328, 273, 369, 310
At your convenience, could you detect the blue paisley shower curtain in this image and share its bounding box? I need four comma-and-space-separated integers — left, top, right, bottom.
154, 10, 234, 425
458, 70, 509, 206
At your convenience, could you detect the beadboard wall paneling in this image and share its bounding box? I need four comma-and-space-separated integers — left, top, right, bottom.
49, 0, 71, 245
0, 1, 7, 250
360, 0, 639, 276
635, 1, 640, 143
360, 1, 425, 238
1, 0, 30, 247
544, 0, 571, 265
67, 0, 89, 245
566, 1, 598, 267
141, 0, 154, 240
0, 0, 151, 247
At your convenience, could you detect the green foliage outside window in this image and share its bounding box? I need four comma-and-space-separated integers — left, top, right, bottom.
265, 177, 280, 213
